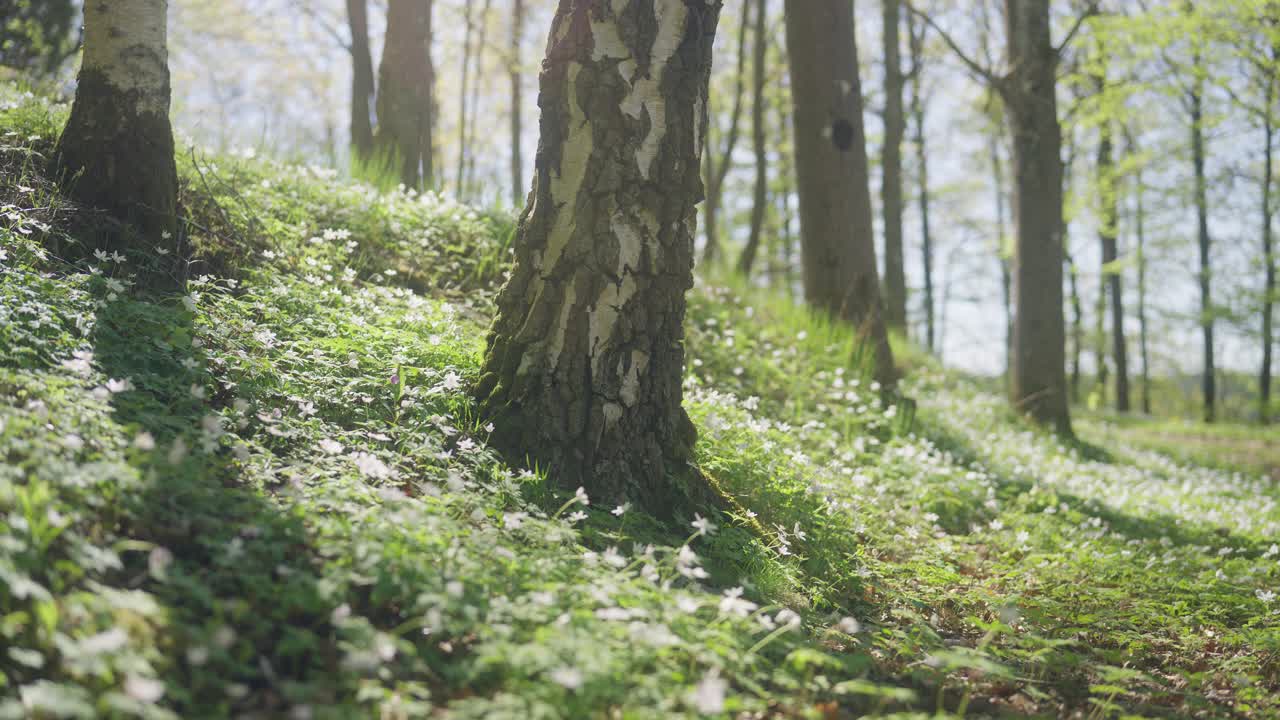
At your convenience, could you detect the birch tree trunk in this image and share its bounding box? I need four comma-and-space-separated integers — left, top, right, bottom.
476, 0, 719, 511
1002, 0, 1071, 434
784, 0, 895, 387
880, 0, 908, 332
346, 0, 376, 162
375, 0, 434, 189
54, 0, 180, 287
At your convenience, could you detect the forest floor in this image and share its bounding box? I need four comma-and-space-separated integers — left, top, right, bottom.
2, 86, 1278, 719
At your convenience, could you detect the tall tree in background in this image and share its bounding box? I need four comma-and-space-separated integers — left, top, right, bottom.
456, 0, 475, 197
737, 0, 768, 276
1187, 26, 1216, 422
464, 0, 494, 193
784, 0, 896, 387
881, 0, 908, 332
1092, 62, 1130, 412
702, 0, 749, 265
476, 0, 719, 510
1125, 127, 1153, 415
913, 0, 1084, 432
345, 0, 375, 162
1003, 0, 1074, 433
54, 0, 180, 287
908, 7, 935, 353
509, 0, 524, 209
375, 0, 434, 189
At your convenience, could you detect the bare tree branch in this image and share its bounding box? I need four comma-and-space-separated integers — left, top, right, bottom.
902, 0, 1000, 86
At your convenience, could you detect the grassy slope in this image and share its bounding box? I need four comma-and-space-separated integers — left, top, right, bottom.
2, 88, 1277, 718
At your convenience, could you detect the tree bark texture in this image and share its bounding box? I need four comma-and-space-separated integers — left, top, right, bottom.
476, 0, 719, 512
1001, 0, 1071, 434
346, 0, 376, 161
375, 0, 434, 189
54, 0, 181, 287
783, 0, 896, 387
1259, 47, 1275, 424
880, 0, 907, 332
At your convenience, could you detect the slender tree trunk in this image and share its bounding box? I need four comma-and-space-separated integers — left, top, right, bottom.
1002, 0, 1071, 434
777, 80, 796, 295
375, 0, 434, 189
54, 0, 181, 287
465, 0, 493, 194
1133, 149, 1152, 415
702, 0, 749, 265
456, 0, 475, 198
346, 0, 375, 162
1068, 250, 1083, 403
1260, 56, 1275, 424
992, 124, 1012, 382
1189, 66, 1215, 423
908, 9, 934, 354
784, 0, 895, 387
1095, 92, 1129, 412
738, 0, 767, 276
509, 0, 524, 209
881, 0, 908, 332
476, 0, 719, 511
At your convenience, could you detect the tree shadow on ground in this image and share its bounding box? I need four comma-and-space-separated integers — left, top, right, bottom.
915, 411, 1271, 557
90, 295, 349, 714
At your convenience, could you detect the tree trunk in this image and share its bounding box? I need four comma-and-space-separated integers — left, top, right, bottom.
456, 0, 475, 198
1134, 158, 1151, 415
702, 0, 749, 265
1094, 87, 1129, 412
476, 0, 719, 512
880, 0, 907, 332
375, 0, 434, 189
1189, 65, 1215, 423
777, 80, 796, 295
991, 120, 1012, 383
346, 0, 375, 162
1068, 250, 1083, 403
737, 0, 767, 276
54, 0, 181, 288
465, 0, 494, 194
784, 0, 895, 387
908, 9, 934, 354
1001, 0, 1071, 434
510, 0, 524, 209
1260, 52, 1275, 424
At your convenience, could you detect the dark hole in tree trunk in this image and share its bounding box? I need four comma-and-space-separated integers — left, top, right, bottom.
831, 118, 853, 151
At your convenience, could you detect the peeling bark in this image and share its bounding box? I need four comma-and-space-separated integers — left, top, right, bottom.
476, 0, 719, 512
54, 0, 181, 288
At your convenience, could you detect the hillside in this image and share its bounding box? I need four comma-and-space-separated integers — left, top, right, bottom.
2, 87, 1278, 719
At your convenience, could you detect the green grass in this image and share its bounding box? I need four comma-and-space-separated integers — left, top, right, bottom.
3, 85, 1279, 718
